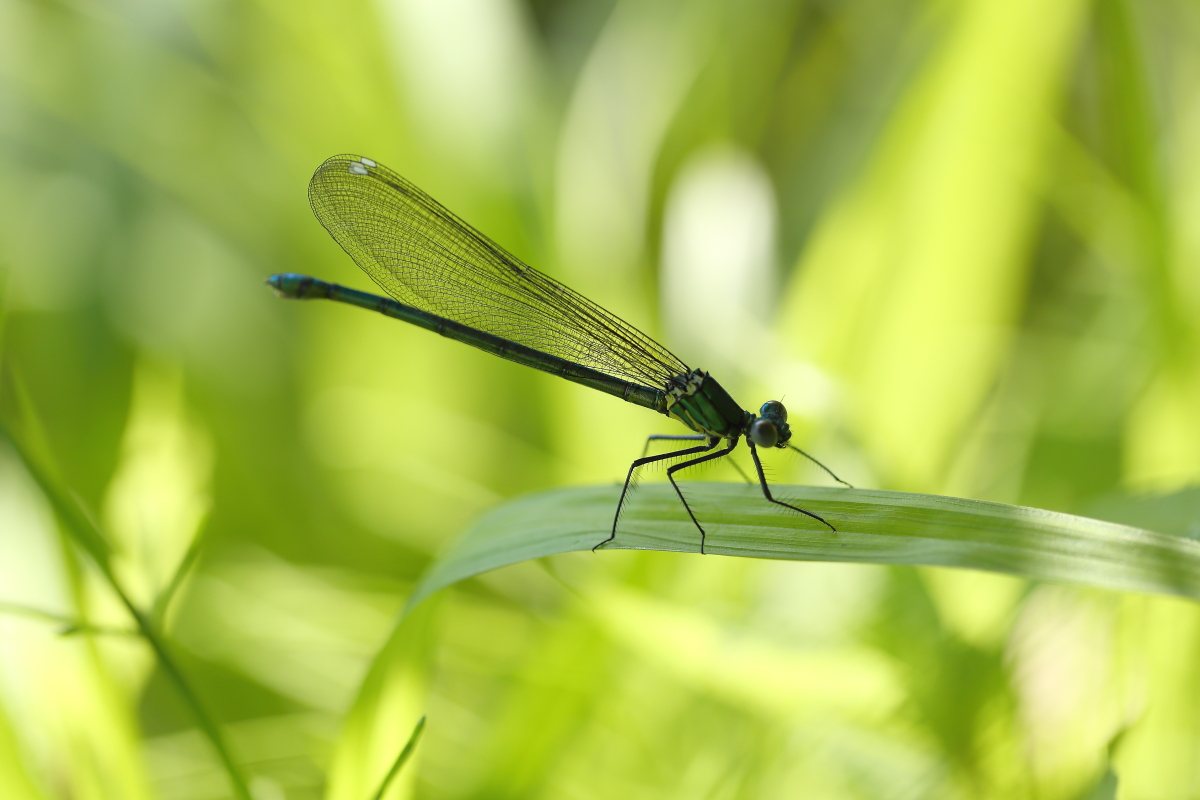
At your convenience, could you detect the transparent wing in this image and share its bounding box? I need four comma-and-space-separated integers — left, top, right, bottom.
308, 154, 690, 389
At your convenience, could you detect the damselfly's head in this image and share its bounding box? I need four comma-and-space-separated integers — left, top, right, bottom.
748, 400, 791, 449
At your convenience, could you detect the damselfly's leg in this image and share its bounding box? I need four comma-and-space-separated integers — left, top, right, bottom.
748, 441, 836, 532
643, 434, 751, 484
641, 434, 706, 457
728, 457, 754, 485
665, 439, 739, 554
787, 444, 854, 488
595, 438, 718, 552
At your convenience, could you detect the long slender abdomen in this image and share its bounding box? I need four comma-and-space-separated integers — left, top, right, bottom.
267, 273, 671, 416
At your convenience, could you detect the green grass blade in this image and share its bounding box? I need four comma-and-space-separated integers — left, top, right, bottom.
326, 599, 439, 800
0, 601, 137, 636
0, 371, 254, 800
368, 716, 426, 800
151, 516, 209, 623
407, 483, 1200, 611
1, 371, 113, 570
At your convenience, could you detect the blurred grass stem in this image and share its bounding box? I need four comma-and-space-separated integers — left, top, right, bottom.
0, 601, 137, 636
0, 367, 254, 800
369, 715, 426, 800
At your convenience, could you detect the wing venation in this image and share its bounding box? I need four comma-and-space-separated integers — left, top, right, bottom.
308, 154, 690, 389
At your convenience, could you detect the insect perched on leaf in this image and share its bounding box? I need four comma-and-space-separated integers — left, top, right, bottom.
268, 155, 851, 553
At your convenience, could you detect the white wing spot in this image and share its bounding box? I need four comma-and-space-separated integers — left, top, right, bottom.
361, 157, 377, 167
349, 163, 369, 175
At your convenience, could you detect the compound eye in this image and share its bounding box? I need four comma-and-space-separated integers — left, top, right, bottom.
760, 400, 787, 422
749, 418, 779, 448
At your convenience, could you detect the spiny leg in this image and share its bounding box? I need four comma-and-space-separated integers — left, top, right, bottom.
641, 434, 706, 458
748, 441, 836, 532
728, 457, 754, 485
594, 438, 718, 552
665, 439, 739, 555
787, 443, 854, 488
643, 433, 751, 484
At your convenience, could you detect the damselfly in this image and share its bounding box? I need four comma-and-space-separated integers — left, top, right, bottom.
268, 155, 851, 553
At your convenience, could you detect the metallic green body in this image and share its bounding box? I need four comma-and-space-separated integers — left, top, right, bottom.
666, 370, 752, 440
269, 275, 762, 444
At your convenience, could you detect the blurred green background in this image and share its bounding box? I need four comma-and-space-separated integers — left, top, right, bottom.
2, 0, 1200, 797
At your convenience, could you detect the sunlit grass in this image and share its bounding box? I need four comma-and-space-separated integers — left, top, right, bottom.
409, 483, 1200, 609
3, 0, 1200, 797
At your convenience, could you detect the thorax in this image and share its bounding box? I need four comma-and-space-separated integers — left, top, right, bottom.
666, 370, 752, 439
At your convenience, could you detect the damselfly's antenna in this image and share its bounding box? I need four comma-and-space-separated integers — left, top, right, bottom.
787, 444, 853, 488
